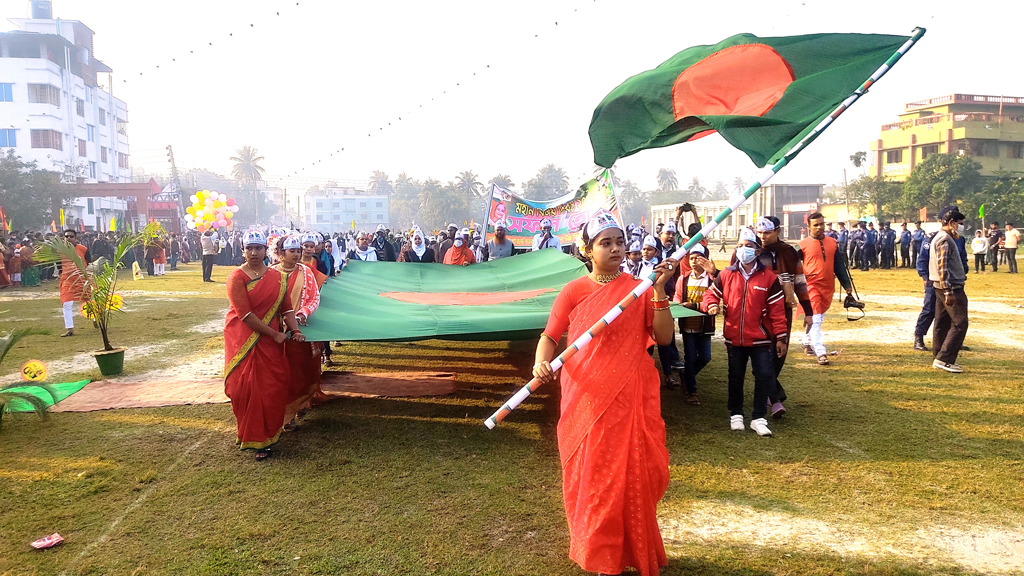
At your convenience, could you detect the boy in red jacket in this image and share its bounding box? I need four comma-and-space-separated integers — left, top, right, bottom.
703, 228, 789, 437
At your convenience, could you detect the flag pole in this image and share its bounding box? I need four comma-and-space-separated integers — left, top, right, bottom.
484, 27, 926, 430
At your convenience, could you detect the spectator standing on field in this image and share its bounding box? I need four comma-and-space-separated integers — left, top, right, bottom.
201, 230, 218, 282
986, 222, 1003, 272
1004, 223, 1020, 273
929, 206, 969, 373
970, 230, 988, 273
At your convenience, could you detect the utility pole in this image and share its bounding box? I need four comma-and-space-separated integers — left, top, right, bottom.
166, 145, 185, 231
843, 168, 850, 222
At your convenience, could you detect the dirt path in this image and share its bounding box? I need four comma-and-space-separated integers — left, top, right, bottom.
660, 501, 1024, 574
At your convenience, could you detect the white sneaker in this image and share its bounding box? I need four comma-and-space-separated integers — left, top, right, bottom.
730, 415, 744, 431
932, 359, 963, 373
750, 418, 773, 437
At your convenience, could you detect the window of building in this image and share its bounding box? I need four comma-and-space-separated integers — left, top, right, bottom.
921, 144, 938, 159
1008, 142, 1024, 159
359, 201, 367, 208
376, 214, 384, 221
885, 149, 903, 164
27, 84, 60, 106
376, 201, 383, 208
738, 215, 746, 227
0, 83, 12, 102
333, 201, 340, 209
30, 129, 61, 150
0, 129, 15, 147
87, 125, 96, 142
78, 139, 86, 157
100, 147, 107, 163
316, 215, 325, 222
118, 153, 128, 169
970, 140, 997, 157
316, 201, 323, 209
98, 108, 106, 125
333, 214, 341, 221
85, 86, 92, 103
75, 98, 84, 117
726, 215, 733, 227
87, 198, 94, 214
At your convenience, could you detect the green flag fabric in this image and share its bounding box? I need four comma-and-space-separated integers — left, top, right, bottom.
979, 204, 985, 219
303, 250, 702, 342
4, 380, 90, 412
589, 32, 910, 168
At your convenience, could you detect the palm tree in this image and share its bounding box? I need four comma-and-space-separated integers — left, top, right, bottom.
732, 176, 746, 195
687, 176, 707, 200
657, 168, 678, 193
714, 180, 729, 199
230, 146, 266, 220
525, 164, 570, 200
489, 174, 515, 190
368, 171, 394, 196
455, 171, 483, 199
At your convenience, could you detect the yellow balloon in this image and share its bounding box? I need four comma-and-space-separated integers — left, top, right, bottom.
225, 211, 233, 218
186, 206, 195, 215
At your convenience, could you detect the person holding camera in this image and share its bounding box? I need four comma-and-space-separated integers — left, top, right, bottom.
798, 213, 853, 366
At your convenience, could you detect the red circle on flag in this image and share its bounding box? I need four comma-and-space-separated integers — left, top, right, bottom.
672, 43, 794, 124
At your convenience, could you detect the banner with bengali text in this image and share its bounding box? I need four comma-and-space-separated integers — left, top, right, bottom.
482, 170, 621, 249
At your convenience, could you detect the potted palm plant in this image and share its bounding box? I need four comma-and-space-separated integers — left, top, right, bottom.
36, 224, 158, 376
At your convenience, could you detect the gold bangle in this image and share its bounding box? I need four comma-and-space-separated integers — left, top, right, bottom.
650, 296, 669, 303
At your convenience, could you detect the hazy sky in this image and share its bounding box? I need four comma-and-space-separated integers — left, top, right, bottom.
3, 0, 1021, 195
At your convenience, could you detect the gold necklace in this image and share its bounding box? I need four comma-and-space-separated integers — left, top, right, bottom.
591, 270, 621, 284
279, 263, 297, 272
244, 263, 265, 278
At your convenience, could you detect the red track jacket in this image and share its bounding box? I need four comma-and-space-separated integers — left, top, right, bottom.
701, 260, 788, 347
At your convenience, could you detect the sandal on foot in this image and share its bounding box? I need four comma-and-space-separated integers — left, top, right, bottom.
60, 330, 74, 337
283, 419, 298, 432
817, 355, 830, 365
255, 448, 272, 461
686, 394, 701, 406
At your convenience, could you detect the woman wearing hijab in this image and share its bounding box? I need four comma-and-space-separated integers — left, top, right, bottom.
347, 231, 378, 262
224, 229, 303, 460
272, 235, 322, 430
533, 211, 677, 576
443, 229, 476, 266
398, 229, 435, 262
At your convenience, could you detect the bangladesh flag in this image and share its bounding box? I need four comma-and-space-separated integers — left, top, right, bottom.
589, 32, 913, 168
303, 250, 700, 342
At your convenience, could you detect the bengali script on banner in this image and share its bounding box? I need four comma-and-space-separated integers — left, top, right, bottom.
483, 170, 621, 249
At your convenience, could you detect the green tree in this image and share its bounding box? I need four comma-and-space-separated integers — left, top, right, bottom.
850, 151, 867, 169
713, 180, 728, 200
0, 150, 66, 228
524, 164, 569, 200
971, 173, 1024, 227
230, 146, 268, 223
391, 173, 421, 228
732, 176, 746, 195
617, 179, 649, 226
847, 175, 902, 220
686, 176, 707, 200
902, 153, 983, 215
488, 174, 515, 190
657, 168, 678, 193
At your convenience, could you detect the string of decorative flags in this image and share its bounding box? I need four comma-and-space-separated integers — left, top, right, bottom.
114, 0, 607, 185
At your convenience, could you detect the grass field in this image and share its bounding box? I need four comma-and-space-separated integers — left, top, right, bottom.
1, 258, 1022, 575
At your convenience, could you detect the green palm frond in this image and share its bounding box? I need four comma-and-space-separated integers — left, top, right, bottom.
0, 383, 58, 429
0, 327, 50, 366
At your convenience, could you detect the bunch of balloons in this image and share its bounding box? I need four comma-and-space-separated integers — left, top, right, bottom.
185, 190, 238, 232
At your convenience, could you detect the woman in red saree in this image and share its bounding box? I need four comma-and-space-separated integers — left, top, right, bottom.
272, 235, 323, 428
534, 211, 677, 576
224, 229, 305, 460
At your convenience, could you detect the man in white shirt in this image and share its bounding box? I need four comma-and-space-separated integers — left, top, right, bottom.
531, 218, 561, 251
1005, 222, 1020, 273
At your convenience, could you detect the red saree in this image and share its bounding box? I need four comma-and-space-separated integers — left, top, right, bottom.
542, 275, 669, 576
224, 267, 292, 450
279, 266, 320, 419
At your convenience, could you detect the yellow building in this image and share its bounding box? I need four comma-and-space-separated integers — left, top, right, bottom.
870, 94, 1024, 181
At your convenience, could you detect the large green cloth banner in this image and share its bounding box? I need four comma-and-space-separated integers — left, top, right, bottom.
302, 250, 700, 342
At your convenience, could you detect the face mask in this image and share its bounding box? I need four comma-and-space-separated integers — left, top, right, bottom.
454, 240, 464, 248
957, 224, 965, 234
736, 246, 757, 264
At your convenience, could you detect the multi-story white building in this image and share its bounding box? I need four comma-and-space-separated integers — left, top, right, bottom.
0, 1, 131, 229
304, 187, 389, 234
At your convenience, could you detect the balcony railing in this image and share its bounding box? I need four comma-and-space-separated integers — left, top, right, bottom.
905, 94, 1024, 111
881, 114, 1024, 131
